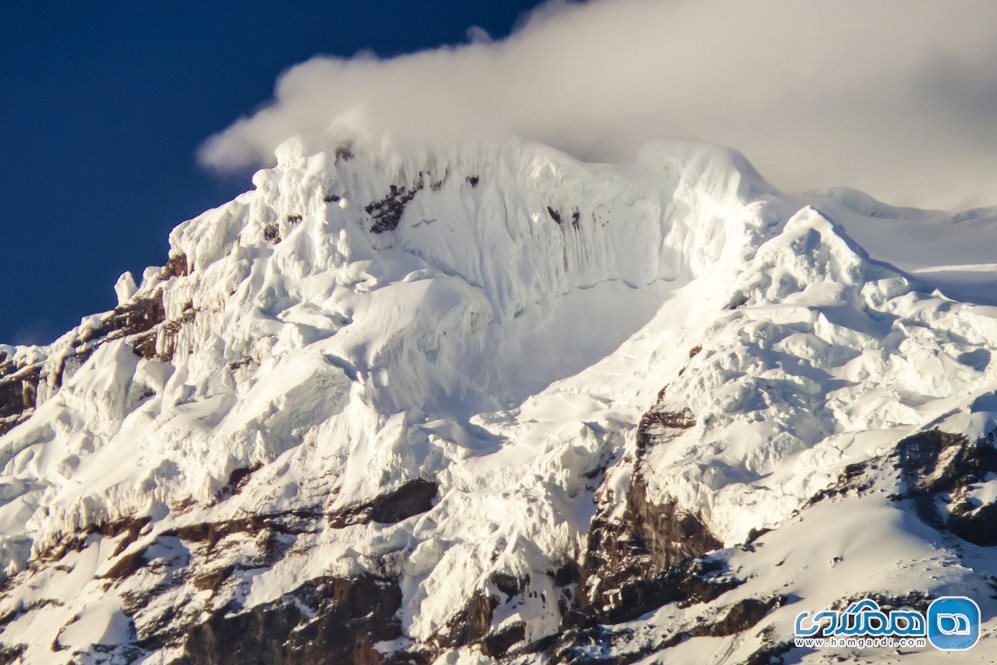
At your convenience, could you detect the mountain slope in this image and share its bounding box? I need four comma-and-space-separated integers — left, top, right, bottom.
0, 135, 996, 664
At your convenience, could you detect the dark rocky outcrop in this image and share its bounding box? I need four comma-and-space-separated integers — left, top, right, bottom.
35, 515, 151, 566
804, 425, 997, 547
74, 290, 166, 363
892, 428, 997, 546
511, 397, 738, 661
46, 252, 192, 393
161, 252, 190, 279
166, 508, 322, 551
482, 622, 526, 659
156, 303, 197, 362
631, 595, 787, 661
949, 500, 997, 546
91, 509, 321, 591
262, 215, 301, 245
580, 552, 738, 626
334, 142, 354, 162
263, 222, 281, 244
895, 430, 984, 495
742, 628, 794, 665
3, 252, 195, 431
103, 546, 152, 582
830, 590, 931, 615
0, 360, 40, 435
544, 207, 581, 228
216, 464, 262, 500
547, 594, 783, 665
803, 459, 875, 507
680, 595, 783, 640
328, 479, 438, 528
553, 561, 581, 587
576, 400, 724, 624
434, 587, 497, 651
180, 575, 422, 665
367, 183, 423, 233
0, 645, 25, 664
431, 572, 534, 658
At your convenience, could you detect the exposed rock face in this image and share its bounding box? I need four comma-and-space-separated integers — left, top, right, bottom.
263, 222, 282, 244
805, 426, 997, 548
367, 183, 423, 233
328, 479, 438, 528
0, 359, 40, 435
0, 287, 172, 433
481, 622, 526, 659
428, 572, 538, 658
547, 594, 783, 664
577, 485, 728, 624
36, 516, 151, 567
523, 397, 743, 662
950, 497, 997, 546
654, 595, 785, 653
434, 587, 498, 652
893, 429, 997, 546
895, 429, 994, 495
0, 645, 25, 665
802, 459, 877, 507
163, 509, 322, 553
0, 250, 193, 435
78, 290, 167, 359
14, 490, 443, 663
576, 402, 724, 624
741, 631, 794, 665
161, 252, 190, 279
0, 253, 196, 435
180, 576, 420, 665
156, 302, 197, 362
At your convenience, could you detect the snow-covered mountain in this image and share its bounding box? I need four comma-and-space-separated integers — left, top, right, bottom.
1, 134, 996, 664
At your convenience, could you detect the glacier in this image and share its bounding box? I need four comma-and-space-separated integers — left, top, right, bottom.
0, 133, 995, 663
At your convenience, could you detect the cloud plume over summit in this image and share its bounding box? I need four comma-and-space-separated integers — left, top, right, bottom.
200, 0, 997, 209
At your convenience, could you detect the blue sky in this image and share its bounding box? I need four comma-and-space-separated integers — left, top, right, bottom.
5, 1, 997, 344
0, 1, 544, 344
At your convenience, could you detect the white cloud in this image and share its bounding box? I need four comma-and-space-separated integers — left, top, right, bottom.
199, 0, 997, 209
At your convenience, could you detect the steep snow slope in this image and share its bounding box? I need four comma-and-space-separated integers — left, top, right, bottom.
0, 134, 996, 664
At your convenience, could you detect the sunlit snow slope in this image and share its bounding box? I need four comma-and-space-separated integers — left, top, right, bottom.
1, 134, 996, 664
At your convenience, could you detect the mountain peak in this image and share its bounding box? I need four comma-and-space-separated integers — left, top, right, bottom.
1, 137, 996, 662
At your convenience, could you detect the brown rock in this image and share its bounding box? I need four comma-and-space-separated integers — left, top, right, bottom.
181, 575, 411, 665
328, 479, 438, 528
